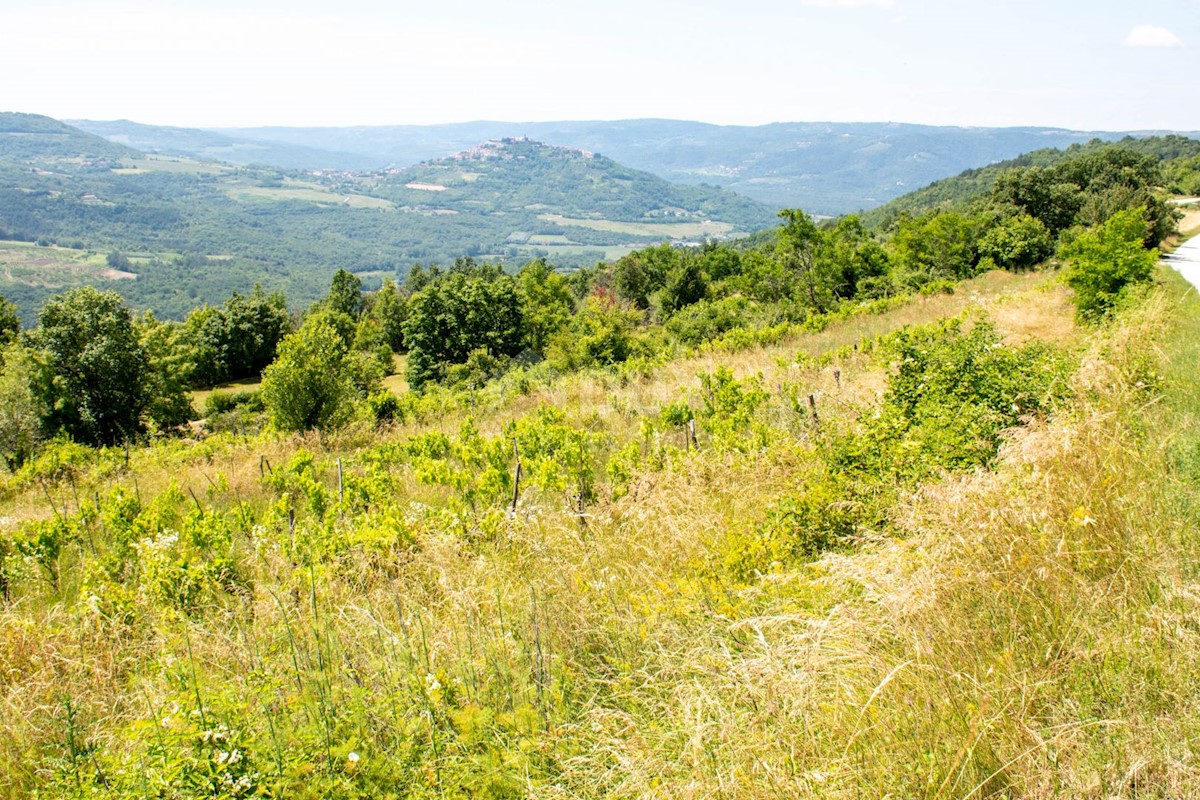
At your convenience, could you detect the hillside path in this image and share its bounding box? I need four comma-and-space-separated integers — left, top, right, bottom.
1165, 235, 1200, 291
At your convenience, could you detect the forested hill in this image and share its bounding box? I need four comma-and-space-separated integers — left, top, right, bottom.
75, 117, 1189, 214
0, 116, 775, 323
376, 138, 775, 232
0, 112, 136, 161
863, 134, 1200, 228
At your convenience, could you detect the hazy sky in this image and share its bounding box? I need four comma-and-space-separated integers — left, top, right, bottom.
2, 0, 1197, 131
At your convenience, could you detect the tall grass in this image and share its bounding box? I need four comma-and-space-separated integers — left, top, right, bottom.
2, 268, 1198, 797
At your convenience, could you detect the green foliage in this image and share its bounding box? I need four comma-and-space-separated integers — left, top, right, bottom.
261, 316, 354, 432
889, 211, 980, 285
184, 286, 291, 387
203, 389, 264, 417
306, 306, 356, 349
366, 278, 407, 352
664, 295, 754, 345
700, 243, 743, 281
137, 313, 196, 433
722, 478, 861, 580
976, 213, 1053, 271
0, 343, 41, 472
349, 317, 395, 384
612, 244, 676, 309
696, 366, 770, 451
366, 390, 400, 424
831, 317, 1071, 481
659, 256, 709, 315
776, 208, 835, 312
546, 292, 639, 371
445, 349, 509, 391
343, 348, 387, 397
1063, 209, 1158, 322
0, 293, 18, 343
990, 166, 1082, 234
870, 136, 1200, 231
516, 258, 575, 355
326, 268, 364, 318
404, 272, 526, 392
26, 286, 149, 446
821, 215, 890, 298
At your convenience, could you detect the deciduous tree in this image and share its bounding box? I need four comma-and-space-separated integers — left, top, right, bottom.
26, 287, 149, 446
261, 317, 354, 432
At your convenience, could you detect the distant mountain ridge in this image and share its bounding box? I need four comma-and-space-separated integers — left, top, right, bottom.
67, 118, 380, 171
72, 117, 1198, 214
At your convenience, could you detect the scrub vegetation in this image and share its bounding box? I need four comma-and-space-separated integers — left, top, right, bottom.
0, 123, 1198, 798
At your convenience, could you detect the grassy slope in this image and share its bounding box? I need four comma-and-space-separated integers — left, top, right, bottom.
2, 267, 1200, 797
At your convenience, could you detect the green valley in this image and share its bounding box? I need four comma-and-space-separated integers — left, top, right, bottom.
0, 115, 776, 324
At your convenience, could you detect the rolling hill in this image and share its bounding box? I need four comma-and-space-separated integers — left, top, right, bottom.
73, 117, 1196, 214
0, 115, 776, 323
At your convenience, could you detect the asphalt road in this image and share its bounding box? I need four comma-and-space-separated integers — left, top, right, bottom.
1165, 235, 1200, 291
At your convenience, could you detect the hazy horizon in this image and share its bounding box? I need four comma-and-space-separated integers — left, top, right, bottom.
53, 116, 1200, 135
3, 0, 1198, 132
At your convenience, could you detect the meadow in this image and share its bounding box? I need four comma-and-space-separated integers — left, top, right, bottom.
4, 255, 1198, 797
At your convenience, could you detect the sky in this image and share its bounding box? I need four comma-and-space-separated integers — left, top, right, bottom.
2, 0, 1198, 131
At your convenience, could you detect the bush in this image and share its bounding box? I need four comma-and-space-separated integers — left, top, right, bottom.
1063, 209, 1158, 322
367, 391, 401, 424
830, 316, 1072, 481
722, 478, 861, 580
665, 296, 753, 345
203, 389, 264, 417
977, 213, 1054, 271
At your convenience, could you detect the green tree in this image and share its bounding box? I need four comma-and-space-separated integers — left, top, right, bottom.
326, 268, 364, 318
613, 244, 676, 309
404, 273, 526, 392
26, 287, 149, 446
821, 215, 889, 299
350, 316, 395, 382
261, 317, 354, 432
990, 167, 1081, 234
1063, 208, 1158, 321
0, 294, 18, 344
183, 286, 291, 387
547, 292, 639, 371
890, 211, 980, 286
0, 343, 41, 471
699, 243, 742, 282
367, 278, 408, 352
977, 213, 1053, 271
516, 258, 575, 354
137, 313, 195, 433
776, 209, 838, 312
660, 256, 709, 315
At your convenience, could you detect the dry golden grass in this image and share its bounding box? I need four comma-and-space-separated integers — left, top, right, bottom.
6, 266, 1199, 797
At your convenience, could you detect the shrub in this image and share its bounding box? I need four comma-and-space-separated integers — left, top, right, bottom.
831, 316, 1071, 481
203, 389, 264, 417
1063, 208, 1158, 322
261, 317, 354, 432
722, 478, 861, 580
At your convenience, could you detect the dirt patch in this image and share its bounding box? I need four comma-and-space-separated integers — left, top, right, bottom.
1177, 208, 1200, 237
